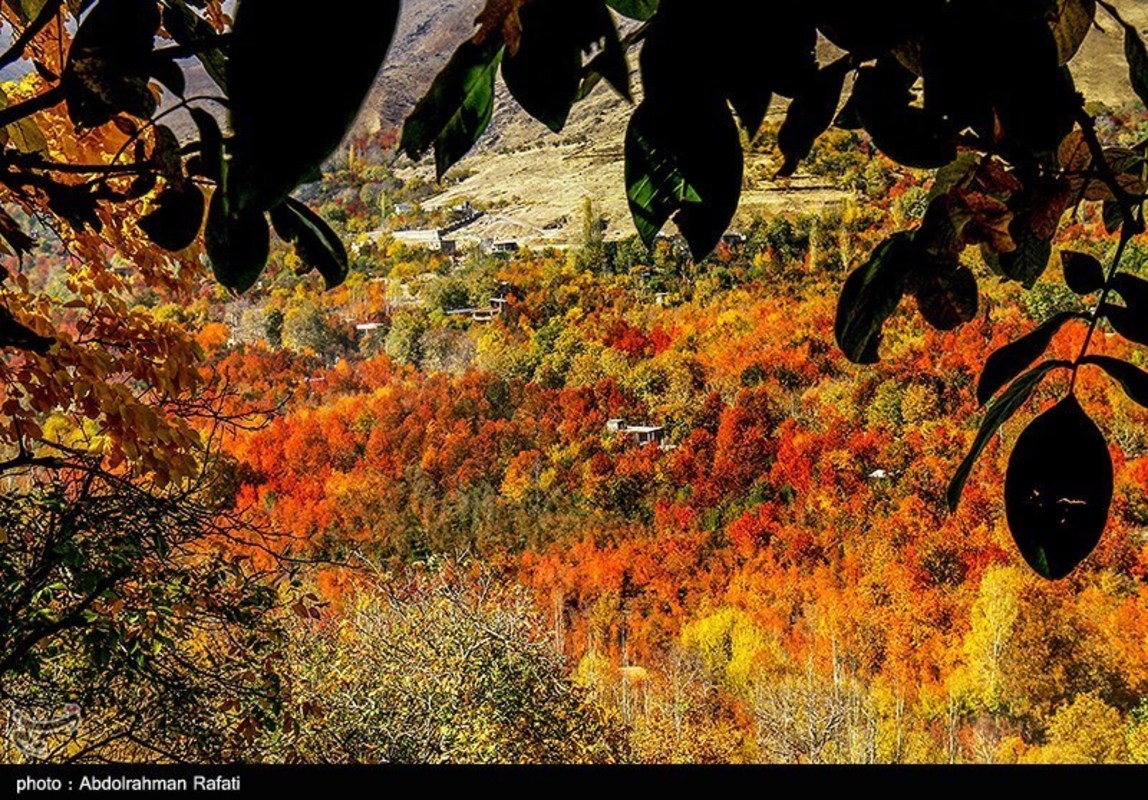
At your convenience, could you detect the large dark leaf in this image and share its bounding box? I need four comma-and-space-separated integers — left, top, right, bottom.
639, 0, 813, 137
776, 57, 850, 177
986, 224, 1053, 288
1106, 272, 1148, 346
948, 360, 1068, 512
579, 22, 631, 102
187, 106, 223, 181
815, 0, 942, 58
978, 311, 1084, 406
848, 57, 956, 169
835, 232, 915, 364
228, 0, 399, 211
149, 56, 186, 97
161, 0, 228, 92
1110, 271, 1148, 310
624, 96, 742, 260
923, 0, 1074, 154
205, 190, 270, 294
1082, 354, 1148, 408
400, 39, 504, 180
1061, 250, 1105, 294
269, 198, 349, 290
61, 0, 161, 128
502, 0, 625, 132
1115, 4, 1148, 107
138, 180, 205, 252
1005, 395, 1112, 579
1105, 304, 1148, 347
910, 261, 978, 331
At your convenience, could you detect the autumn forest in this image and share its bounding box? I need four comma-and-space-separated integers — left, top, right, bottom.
3, 0, 1148, 767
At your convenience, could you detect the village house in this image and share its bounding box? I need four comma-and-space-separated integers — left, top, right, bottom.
606, 419, 667, 448
392, 229, 444, 251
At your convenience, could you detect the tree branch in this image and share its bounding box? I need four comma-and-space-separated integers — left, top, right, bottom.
0, 0, 63, 73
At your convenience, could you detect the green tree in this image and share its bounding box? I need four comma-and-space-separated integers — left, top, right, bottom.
281, 301, 344, 359
385, 310, 429, 366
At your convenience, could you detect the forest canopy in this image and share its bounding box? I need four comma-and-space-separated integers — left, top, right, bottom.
404, 0, 1148, 580
3, 0, 1148, 766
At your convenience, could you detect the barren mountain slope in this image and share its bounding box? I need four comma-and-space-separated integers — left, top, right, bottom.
369, 0, 1148, 245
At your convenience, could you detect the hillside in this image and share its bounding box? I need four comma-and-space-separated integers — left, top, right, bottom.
362, 0, 1148, 246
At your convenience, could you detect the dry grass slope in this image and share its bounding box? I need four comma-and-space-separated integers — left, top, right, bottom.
373, 0, 1148, 247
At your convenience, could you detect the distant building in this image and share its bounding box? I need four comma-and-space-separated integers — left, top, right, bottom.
355, 322, 386, 333
607, 419, 667, 448
722, 232, 747, 247
489, 240, 520, 255
393, 229, 444, 251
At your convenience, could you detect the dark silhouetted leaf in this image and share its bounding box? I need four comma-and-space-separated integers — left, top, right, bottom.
910, 260, 978, 331
729, 81, 772, 141
849, 57, 956, 169
228, 0, 399, 211
44, 182, 101, 232
986, 225, 1053, 288
152, 124, 183, 181
1110, 271, 1148, 309
149, 55, 186, 98
978, 311, 1084, 406
1061, 250, 1105, 294
578, 22, 632, 103
188, 107, 223, 181
1082, 354, 1148, 408
161, 0, 228, 93
1116, 6, 1148, 107
835, 232, 915, 364
1105, 303, 1148, 346
639, 1, 812, 137
1005, 395, 1112, 579
815, 0, 939, 58
949, 360, 1068, 512
61, 0, 161, 128
400, 39, 504, 180
1103, 200, 1124, 233
1107, 272, 1148, 346
138, 181, 205, 252
624, 96, 742, 260
270, 198, 349, 290
502, 0, 624, 132
924, 2, 1073, 154
777, 57, 850, 177
205, 190, 269, 294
